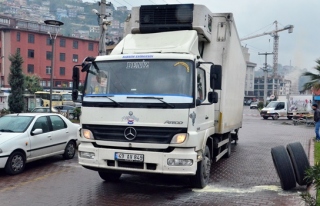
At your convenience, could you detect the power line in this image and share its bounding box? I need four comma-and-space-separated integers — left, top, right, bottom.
120, 0, 133, 7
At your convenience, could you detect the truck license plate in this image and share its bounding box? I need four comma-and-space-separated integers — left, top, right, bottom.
115, 152, 144, 162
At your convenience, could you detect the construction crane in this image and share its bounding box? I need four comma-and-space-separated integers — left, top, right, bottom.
240, 21, 294, 77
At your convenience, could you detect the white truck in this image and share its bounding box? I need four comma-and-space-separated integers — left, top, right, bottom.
260, 95, 313, 120
71, 4, 246, 188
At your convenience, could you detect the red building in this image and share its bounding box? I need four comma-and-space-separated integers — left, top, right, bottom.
0, 15, 99, 89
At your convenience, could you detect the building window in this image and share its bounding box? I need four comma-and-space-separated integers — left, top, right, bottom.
55, 81, 61, 87
27, 64, 34, 74
28, 34, 35, 43
46, 37, 52, 45
17, 48, 20, 54
17, 32, 20, 42
46, 66, 51, 74
40, 81, 46, 86
60, 39, 66, 47
88, 42, 93, 51
72, 54, 78, 62
60, 67, 65, 76
28, 49, 34, 58
47, 81, 51, 86
60, 53, 65, 61
73, 40, 78, 49
46, 51, 52, 60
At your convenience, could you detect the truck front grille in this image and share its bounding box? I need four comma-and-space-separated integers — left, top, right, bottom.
82, 124, 187, 144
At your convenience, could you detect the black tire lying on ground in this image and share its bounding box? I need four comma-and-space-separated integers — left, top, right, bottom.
286, 142, 311, 186
271, 145, 296, 190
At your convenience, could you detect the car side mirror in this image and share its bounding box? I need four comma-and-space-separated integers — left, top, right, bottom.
196, 99, 202, 106
32, 128, 43, 135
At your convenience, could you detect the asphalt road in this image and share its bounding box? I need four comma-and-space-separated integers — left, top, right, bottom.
0, 106, 315, 206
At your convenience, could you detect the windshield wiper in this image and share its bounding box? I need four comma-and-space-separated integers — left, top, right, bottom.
127, 96, 175, 108
87, 95, 123, 107
0, 129, 14, 132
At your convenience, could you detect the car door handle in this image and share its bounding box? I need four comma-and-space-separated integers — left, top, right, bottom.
47, 135, 51, 138
66, 131, 69, 133
205, 116, 209, 119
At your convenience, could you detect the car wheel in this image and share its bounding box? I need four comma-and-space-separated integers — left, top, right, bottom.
286, 142, 311, 186
5, 151, 26, 175
287, 116, 293, 120
63, 141, 76, 159
98, 171, 122, 182
263, 117, 268, 120
190, 145, 211, 188
271, 145, 296, 190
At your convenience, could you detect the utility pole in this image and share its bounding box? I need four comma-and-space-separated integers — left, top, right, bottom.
99, 0, 107, 55
259, 52, 273, 106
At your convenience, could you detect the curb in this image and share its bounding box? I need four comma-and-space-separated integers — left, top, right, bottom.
307, 139, 316, 199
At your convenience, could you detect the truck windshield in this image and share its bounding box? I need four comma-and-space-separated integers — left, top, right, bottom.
84, 59, 194, 98
266, 101, 279, 108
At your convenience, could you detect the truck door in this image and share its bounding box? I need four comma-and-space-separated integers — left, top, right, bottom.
194, 68, 214, 132
276, 102, 286, 116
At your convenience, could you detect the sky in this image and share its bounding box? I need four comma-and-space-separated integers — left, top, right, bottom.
84, 0, 320, 72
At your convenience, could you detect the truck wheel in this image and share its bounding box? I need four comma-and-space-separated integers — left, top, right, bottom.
286, 142, 310, 186
263, 117, 268, 120
272, 114, 279, 120
287, 116, 292, 120
98, 171, 122, 182
271, 146, 296, 190
190, 146, 211, 188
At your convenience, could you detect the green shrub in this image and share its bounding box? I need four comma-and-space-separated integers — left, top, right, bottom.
257, 102, 264, 109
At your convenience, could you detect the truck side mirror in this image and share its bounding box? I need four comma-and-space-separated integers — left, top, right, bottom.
210, 65, 222, 90
208, 91, 218, 104
72, 66, 80, 101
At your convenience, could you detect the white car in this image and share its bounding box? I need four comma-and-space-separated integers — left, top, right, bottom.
0, 113, 80, 175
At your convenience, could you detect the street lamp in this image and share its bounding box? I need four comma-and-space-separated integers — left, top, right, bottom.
44, 20, 64, 112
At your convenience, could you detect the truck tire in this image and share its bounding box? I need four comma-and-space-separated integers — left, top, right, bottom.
263, 116, 268, 120
287, 116, 292, 120
98, 171, 122, 182
272, 114, 279, 120
190, 146, 211, 188
271, 146, 296, 190
286, 142, 310, 186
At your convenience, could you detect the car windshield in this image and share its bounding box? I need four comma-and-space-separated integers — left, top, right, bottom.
84, 59, 194, 99
0, 116, 34, 133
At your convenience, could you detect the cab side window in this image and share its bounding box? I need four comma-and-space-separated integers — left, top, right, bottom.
197, 68, 206, 101
49, 115, 67, 131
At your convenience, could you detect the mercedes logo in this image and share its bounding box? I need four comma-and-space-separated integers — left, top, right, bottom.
124, 127, 137, 140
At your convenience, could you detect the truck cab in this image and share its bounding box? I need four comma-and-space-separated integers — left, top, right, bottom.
260, 101, 288, 120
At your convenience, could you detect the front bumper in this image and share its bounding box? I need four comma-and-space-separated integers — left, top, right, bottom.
0, 156, 8, 168
78, 142, 197, 175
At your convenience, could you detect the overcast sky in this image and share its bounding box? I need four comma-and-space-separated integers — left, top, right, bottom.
85, 0, 320, 72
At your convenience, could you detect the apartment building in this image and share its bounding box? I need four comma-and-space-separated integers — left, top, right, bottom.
0, 15, 99, 89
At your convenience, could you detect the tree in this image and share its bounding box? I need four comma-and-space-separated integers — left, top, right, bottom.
302, 58, 320, 92
8, 51, 25, 113
24, 75, 42, 94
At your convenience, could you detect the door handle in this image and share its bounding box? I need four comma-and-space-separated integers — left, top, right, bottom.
205, 116, 209, 119
47, 135, 51, 138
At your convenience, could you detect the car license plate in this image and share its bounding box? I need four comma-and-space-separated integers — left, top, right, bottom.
115, 152, 144, 162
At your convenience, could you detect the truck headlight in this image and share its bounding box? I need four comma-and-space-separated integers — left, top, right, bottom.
82, 129, 94, 140
171, 133, 187, 144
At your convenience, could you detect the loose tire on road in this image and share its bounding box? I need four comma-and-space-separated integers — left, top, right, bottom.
286, 142, 311, 186
99, 171, 122, 182
271, 145, 296, 190
190, 145, 211, 188
63, 141, 76, 159
5, 151, 26, 175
